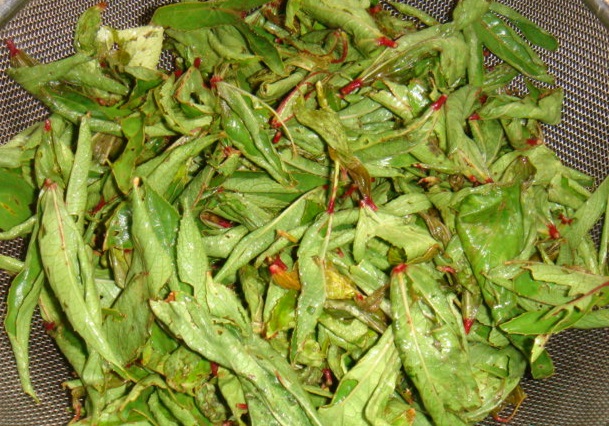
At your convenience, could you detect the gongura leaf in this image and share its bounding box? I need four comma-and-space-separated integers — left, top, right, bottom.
3, 221, 43, 400
318, 328, 400, 425
498, 264, 609, 336
473, 11, 554, 84
489, 2, 558, 51
0, 168, 35, 230
353, 207, 438, 264
390, 263, 480, 425
152, 3, 243, 30
214, 189, 320, 283
38, 182, 126, 375
104, 181, 176, 364
4, 1, 609, 423
151, 291, 323, 426
456, 183, 525, 323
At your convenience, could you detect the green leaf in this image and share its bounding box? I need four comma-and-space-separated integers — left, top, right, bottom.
4, 222, 44, 400
7, 54, 92, 95
235, 22, 285, 75
65, 115, 92, 222
114, 26, 165, 70
445, 85, 492, 182
473, 12, 554, 84
104, 182, 177, 364
456, 184, 525, 323
353, 207, 438, 264
144, 134, 218, 201
460, 341, 526, 423
573, 308, 609, 329
452, 0, 490, 29
218, 82, 292, 185
294, 99, 375, 203
489, 2, 558, 51
561, 175, 609, 255
0, 168, 35, 230
223, 0, 273, 10
292, 219, 328, 358
318, 328, 400, 426
390, 263, 480, 425
498, 264, 609, 336
151, 291, 323, 426
266, 289, 298, 336
214, 190, 316, 283
479, 89, 563, 125
74, 3, 105, 55
296, 0, 385, 54
291, 209, 359, 360
177, 207, 209, 299
38, 182, 126, 375
157, 389, 212, 425
152, 3, 241, 30
113, 114, 146, 194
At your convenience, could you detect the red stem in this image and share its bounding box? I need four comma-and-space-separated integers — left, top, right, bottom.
340, 78, 363, 96
270, 72, 326, 128
547, 223, 560, 240
272, 131, 283, 144
5, 39, 19, 58
392, 263, 407, 274
330, 31, 349, 64
376, 36, 397, 48
431, 94, 448, 111
360, 194, 378, 211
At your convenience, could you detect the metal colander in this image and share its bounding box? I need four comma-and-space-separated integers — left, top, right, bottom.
1, 1, 609, 425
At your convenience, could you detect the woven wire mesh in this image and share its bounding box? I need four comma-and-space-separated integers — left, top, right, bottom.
1, 1, 609, 425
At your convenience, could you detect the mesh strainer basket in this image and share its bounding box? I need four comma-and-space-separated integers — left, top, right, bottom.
1, 1, 609, 425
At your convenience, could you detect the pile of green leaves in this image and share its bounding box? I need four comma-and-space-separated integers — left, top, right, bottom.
2, 0, 609, 424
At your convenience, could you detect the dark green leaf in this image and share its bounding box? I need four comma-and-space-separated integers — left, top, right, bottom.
0, 168, 35, 230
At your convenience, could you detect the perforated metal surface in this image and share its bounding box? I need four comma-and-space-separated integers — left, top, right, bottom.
1, 1, 609, 425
